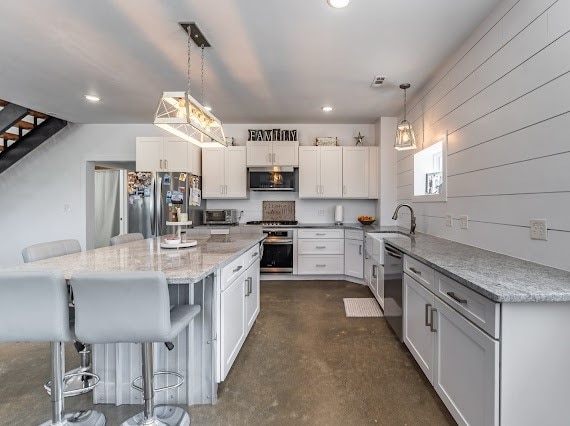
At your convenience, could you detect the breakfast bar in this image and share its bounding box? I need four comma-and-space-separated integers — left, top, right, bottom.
10, 233, 265, 407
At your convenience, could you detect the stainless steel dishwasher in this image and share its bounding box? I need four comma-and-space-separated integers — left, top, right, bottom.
383, 243, 404, 341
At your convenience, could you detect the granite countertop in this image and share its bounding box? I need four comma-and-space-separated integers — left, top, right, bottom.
8, 234, 265, 285
383, 233, 570, 303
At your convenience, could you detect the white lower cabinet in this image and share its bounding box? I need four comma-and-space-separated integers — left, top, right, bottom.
296, 229, 344, 275
344, 230, 363, 279
433, 298, 499, 426
219, 246, 261, 381
403, 256, 499, 426
403, 274, 435, 382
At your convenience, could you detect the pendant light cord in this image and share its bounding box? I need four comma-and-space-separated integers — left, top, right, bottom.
187, 27, 192, 96
403, 87, 407, 121
201, 45, 205, 104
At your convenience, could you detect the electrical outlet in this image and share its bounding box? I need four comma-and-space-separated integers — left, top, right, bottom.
530, 219, 548, 240
446, 214, 453, 227
63, 204, 72, 212
318, 210, 326, 216
460, 215, 469, 229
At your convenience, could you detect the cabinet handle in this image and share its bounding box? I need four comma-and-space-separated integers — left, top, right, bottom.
316, 233, 326, 236
252, 252, 259, 257
343, 185, 347, 195
372, 264, 377, 278
447, 291, 468, 304
425, 303, 432, 327
430, 308, 437, 332
248, 277, 252, 295
220, 185, 224, 194
316, 246, 326, 249
359, 245, 362, 255
233, 265, 243, 273
159, 159, 164, 169
316, 264, 326, 267
409, 267, 422, 276
272, 153, 275, 162
165, 159, 168, 169
245, 277, 249, 297
225, 185, 228, 194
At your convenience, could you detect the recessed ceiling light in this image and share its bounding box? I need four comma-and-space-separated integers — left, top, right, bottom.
327, 0, 350, 8
322, 106, 333, 112
84, 94, 100, 102
204, 106, 212, 111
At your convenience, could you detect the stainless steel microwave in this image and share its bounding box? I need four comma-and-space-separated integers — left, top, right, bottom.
203, 209, 239, 225
249, 167, 296, 191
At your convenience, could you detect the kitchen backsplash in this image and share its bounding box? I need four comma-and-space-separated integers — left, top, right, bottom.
206, 191, 376, 224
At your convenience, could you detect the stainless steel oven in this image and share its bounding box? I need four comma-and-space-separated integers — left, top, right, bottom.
260, 229, 294, 273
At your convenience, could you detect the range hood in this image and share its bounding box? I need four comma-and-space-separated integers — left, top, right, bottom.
249, 167, 296, 191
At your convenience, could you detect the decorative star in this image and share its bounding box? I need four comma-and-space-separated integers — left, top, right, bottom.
354, 132, 365, 146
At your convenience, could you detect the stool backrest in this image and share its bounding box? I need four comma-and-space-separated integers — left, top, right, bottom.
22, 239, 82, 263
0, 271, 71, 342
110, 233, 144, 246
71, 272, 171, 343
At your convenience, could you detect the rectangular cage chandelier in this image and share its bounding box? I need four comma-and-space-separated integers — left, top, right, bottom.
154, 23, 227, 147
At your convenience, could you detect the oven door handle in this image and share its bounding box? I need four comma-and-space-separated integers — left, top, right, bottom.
263, 239, 293, 245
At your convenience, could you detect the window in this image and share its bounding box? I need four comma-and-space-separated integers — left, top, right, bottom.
413, 133, 447, 202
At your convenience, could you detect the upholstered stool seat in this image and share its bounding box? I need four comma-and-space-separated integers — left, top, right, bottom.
21, 239, 96, 399
110, 233, 144, 246
0, 270, 105, 426
72, 271, 201, 426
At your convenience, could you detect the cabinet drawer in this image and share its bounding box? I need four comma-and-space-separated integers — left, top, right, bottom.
221, 255, 246, 291
297, 255, 344, 275
435, 272, 500, 338
404, 256, 435, 291
345, 229, 363, 241
298, 239, 344, 255
244, 244, 261, 269
298, 229, 344, 239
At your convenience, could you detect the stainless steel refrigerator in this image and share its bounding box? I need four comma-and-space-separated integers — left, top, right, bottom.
127, 171, 203, 238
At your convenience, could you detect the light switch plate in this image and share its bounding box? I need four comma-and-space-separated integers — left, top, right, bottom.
530, 219, 547, 240
460, 215, 469, 229
318, 210, 326, 216
63, 204, 72, 212
446, 214, 453, 227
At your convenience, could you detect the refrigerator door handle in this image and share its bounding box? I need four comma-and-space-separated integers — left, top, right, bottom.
150, 175, 156, 236
155, 176, 163, 236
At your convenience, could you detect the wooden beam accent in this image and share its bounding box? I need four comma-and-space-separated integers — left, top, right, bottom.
0, 100, 8, 107
28, 110, 48, 119
1, 132, 19, 141
16, 120, 34, 130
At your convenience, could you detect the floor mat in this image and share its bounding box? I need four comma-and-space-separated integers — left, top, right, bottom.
343, 298, 383, 317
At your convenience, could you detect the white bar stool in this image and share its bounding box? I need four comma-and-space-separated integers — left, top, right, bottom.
0, 270, 105, 426
71, 271, 201, 426
110, 233, 144, 246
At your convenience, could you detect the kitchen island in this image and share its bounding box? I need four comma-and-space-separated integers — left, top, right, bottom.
10, 233, 265, 407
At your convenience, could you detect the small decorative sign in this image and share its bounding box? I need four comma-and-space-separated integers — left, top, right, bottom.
316, 137, 338, 146
248, 129, 298, 142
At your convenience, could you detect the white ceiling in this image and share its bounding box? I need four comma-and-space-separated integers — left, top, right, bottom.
0, 0, 500, 124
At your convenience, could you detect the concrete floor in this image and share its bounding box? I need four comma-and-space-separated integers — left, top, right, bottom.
0, 280, 454, 425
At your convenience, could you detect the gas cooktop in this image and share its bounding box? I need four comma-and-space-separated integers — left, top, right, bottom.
246, 220, 298, 227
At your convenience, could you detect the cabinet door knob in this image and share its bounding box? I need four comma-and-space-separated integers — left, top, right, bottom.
430, 308, 437, 333
409, 267, 422, 275
425, 303, 432, 327
447, 291, 468, 304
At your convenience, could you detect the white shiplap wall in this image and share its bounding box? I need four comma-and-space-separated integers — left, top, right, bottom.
396, 0, 570, 271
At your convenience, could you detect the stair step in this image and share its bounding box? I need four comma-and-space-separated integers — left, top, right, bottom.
1, 132, 19, 141
17, 120, 34, 130
28, 110, 48, 119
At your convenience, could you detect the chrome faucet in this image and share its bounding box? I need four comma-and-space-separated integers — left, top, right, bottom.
392, 203, 416, 234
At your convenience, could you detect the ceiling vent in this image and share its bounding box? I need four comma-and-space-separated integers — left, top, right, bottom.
371, 76, 386, 88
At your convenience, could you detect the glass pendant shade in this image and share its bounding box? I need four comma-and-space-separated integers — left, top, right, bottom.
394, 118, 417, 151
154, 91, 226, 147
394, 83, 417, 151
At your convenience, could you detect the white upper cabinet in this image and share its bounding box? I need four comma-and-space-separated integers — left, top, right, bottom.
246, 141, 299, 167
342, 147, 369, 198
298, 146, 342, 198
202, 146, 247, 199
136, 136, 202, 175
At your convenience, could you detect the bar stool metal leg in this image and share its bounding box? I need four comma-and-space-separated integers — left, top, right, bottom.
122, 343, 189, 426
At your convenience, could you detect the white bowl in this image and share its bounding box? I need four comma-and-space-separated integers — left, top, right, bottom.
164, 236, 181, 245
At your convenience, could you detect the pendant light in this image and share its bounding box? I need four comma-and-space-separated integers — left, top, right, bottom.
154, 23, 226, 147
394, 83, 417, 151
